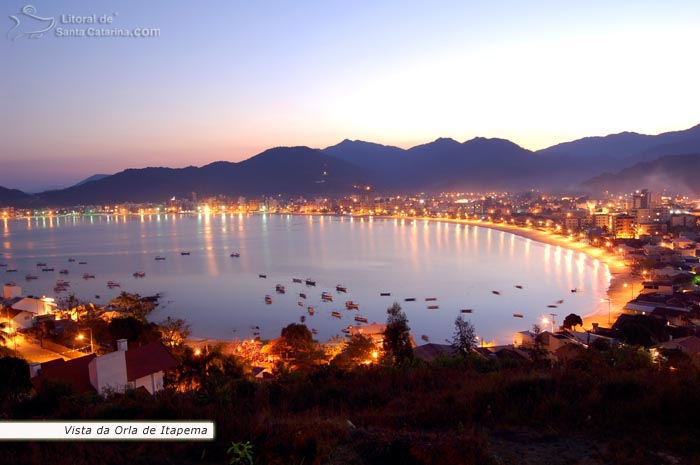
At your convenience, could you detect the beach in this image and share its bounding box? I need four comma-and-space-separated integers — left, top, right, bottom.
384, 216, 637, 329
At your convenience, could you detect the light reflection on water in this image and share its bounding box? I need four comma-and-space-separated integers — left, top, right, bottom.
0, 214, 609, 344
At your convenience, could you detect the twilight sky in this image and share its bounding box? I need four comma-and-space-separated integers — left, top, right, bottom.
2, 0, 700, 192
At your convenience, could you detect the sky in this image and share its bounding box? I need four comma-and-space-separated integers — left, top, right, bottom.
2, 0, 700, 192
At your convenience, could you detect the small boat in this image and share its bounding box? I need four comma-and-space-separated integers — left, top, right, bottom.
36, 262, 47, 267
275, 284, 286, 293
421, 335, 429, 342
180, 251, 190, 256
380, 292, 391, 296
155, 256, 166, 261
341, 327, 351, 334
345, 301, 359, 310
331, 311, 342, 319
292, 278, 302, 283
305, 278, 316, 286
556, 299, 564, 304
133, 271, 146, 278
56, 280, 69, 286
321, 292, 333, 302
259, 274, 267, 279
336, 285, 347, 293
354, 316, 368, 323
78, 261, 88, 265
107, 281, 121, 288
404, 298, 416, 302
298, 301, 304, 307
25, 274, 38, 280
570, 288, 578, 293
230, 252, 240, 258
513, 313, 524, 318
427, 305, 439, 310
460, 309, 473, 313
300, 315, 306, 323
41, 268, 54, 272
299, 293, 307, 299
264, 295, 272, 304
547, 305, 557, 308
6, 269, 17, 273
0, 263, 7, 267
311, 328, 318, 335
68, 258, 76, 262
492, 290, 501, 295
308, 306, 315, 315
82, 273, 95, 279
59, 269, 69, 275
515, 285, 523, 289
95, 295, 100, 299
425, 297, 437, 301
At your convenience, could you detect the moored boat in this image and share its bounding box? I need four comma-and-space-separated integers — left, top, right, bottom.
345, 301, 359, 310
25, 274, 38, 280
155, 256, 166, 260
133, 271, 146, 278
331, 311, 342, 319
460, 309, 473, 313
230, 252, 240, 257
299, 293, 307, 299
41, 268, 54, 272
259, 274, 267, 278
404, 297, 416, 302
321, 292, 333, 301
336, 284, 347, 292
82, 273, 95, 279
305, 278, 316, 286
180, 251, 190, 256
292, 278, 302, 283
427, 305, 439, 310
354, 315, 368, 323
425, 297, 437, 301
513, 313, 524, 318
307, 306, 315, 315
380, 292, 391, 296
59, 269, 69, 275
275, 284, 286, 293
107, 281, 121, 288
264, 295, 272, 304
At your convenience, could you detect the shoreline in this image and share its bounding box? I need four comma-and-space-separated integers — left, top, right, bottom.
377, 215, 636, 329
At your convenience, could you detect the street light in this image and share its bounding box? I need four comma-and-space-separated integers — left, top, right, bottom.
76, 327, 94, 353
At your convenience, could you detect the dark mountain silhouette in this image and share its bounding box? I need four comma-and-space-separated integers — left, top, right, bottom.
73, 174, 111, 187
6, 123, 700, 207
29, 147, 365, 206
582, 153, 700, 196
0, 186, 31, 206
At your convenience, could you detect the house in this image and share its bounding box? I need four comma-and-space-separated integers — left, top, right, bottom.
30, 339, 178, 395
2, 284, 22, 300
656, 336, 700, 358
414, 343, 457, 362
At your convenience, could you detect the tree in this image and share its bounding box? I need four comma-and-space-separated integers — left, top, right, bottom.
109, 292, 157, 322
333, 334, 377, 369
562, 313, 583, 330
382, 302, 413, 365
159, 317, 191, 348
451, 314, 477, 356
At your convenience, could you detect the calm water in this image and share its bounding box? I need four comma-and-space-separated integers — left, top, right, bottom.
1, 214, 610, 344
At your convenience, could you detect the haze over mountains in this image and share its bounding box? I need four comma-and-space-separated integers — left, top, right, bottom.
2, 124, 700, 207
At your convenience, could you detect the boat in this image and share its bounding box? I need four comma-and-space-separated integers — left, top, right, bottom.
547, 305, 557, 308
570, 288, 578, 293
321, 292, 333, 302
6, 269, 17, 273
56, 280, 70, 287
41, 268, 54, 272
82, 273, 95, 279
68, 258, 76, 262
292, 278, 302, 283
492, 290, 501, 295
54, 286, 67, 293
264, 295, 272, 304
460, 309, 473, 313
36, 262, 47, 267
513, 313, 524, 318
25, 274, 38, 280
380, 292, 391, 296
421, 335, 429, 342
556, 299, 564, 304
307, 306, 315, 315
331, 311, 342, 319
275, 284, 286, 293
300, 315, 306, 323
0, 263, 7, 267
425, 297, 437, 301
107, 281, 121, 288
305, 278, 316, 286
404, 298, 416, 302
180, 251, 190, 256
59, 269, 69, 274
311, 328, 318, 335
155, 256, 166, 261
336, 284, 347, 293
78, 261, 88, 265
345, 301, 359, 310
341, 327, 351, 334
259, 274, 267, 278
133, 271, 146, 278
297, 301, 304, 307
427, 305, 439, 310
299, 293, 307, 299
354, 316, 368, 323
230, 252, 240, 257
515, 285, 523, 289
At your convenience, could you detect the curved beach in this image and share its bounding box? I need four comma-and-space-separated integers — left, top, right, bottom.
385, 216, 636, 329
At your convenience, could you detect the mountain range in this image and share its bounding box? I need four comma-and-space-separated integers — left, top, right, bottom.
2, 124, 700, 207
